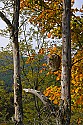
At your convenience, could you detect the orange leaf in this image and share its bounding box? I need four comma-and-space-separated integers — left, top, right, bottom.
56, 76, 60, 81
42, 63, 47, 66
47, 33, 51, 38
44, 90, 51, 96
39, 70, 43, 73
53, 100, 58, 104
53, 71, 58, 75
39, 48, 44, 54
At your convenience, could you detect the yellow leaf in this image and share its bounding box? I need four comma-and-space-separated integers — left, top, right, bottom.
53, 100, 58, 104
46, 71, 52, 76
49, 95, 55, 101
52, 46, 56, 51
53, 71, 58, 75
72, 80, 76, 85
75, 88, 79, 93
56, 76, 60, 81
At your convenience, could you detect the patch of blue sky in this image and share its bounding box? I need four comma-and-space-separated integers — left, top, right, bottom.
72, 0, 83, 16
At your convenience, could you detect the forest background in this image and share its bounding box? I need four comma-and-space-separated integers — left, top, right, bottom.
0, 0, 83, 125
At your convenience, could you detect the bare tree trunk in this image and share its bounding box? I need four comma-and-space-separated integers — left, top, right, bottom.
0, 1, 23, 124
57, 0, 71, 125
12, 0, 23, 124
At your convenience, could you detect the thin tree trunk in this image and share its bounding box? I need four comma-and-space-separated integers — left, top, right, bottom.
0, 1, 23, 124
12, 0, 23, 124
57, 0, 71, 125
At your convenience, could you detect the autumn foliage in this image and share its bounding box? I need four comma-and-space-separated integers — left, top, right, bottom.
20, 0, 83, 124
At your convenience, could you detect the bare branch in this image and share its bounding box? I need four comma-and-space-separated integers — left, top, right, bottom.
23, 88, 47, 105
23, 88, 58, 117
72, 57, 83, 67
0, 11, 13, 30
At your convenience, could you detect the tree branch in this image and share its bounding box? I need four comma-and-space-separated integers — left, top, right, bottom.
23, 88, 47, 105
0, 11, 13, 30
23, 88, 58, 116
72, 57, 83, 67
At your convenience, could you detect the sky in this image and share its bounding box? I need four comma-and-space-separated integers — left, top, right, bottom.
0, 0, 83, 49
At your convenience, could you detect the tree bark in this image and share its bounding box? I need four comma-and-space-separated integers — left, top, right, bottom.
58, 0, 71, 125
0, 1, 23, 124
12, 0, 23, 124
